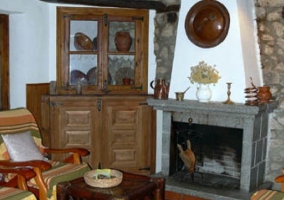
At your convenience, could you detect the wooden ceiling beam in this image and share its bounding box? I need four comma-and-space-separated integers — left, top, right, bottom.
39, 0, 180, 12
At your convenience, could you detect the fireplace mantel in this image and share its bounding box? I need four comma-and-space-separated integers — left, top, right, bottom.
148, 98, 277, 129
147, 98, 277, 116
147, 98, 278, 198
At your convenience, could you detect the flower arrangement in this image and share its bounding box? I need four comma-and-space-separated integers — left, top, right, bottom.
188, 61, 221, 85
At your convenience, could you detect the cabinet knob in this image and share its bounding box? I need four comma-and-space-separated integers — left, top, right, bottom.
97, 99, 102, 112
103, 80, 109, 94
188, 118, 193, 125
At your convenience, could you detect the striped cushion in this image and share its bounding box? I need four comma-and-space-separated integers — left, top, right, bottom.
0, 108, 91, 199
0, 187, 37, 200
28, 161, 91, 198
0, 108, 45, 161
251, 189, 284, 200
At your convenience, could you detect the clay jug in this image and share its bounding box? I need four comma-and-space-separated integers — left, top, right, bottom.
115, 31, 132, 52
257, 86, 272, 103
150, 79, 169, 99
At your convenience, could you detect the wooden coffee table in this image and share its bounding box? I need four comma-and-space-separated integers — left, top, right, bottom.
56, 170, 165, 200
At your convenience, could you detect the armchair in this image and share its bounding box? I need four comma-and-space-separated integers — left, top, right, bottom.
275, 170, 284, 192
0, 108, 91, 200
251, 170, 284, 200
0, 167, 37, 199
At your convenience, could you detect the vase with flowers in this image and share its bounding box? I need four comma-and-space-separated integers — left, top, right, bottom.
189, 61, 221, 102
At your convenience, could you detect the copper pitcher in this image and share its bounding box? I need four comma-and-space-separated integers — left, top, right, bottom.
150, 79, 169, 99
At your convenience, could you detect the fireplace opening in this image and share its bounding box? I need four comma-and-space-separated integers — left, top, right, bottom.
170, 121, 243, 190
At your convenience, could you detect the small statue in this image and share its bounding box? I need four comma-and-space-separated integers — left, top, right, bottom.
177, 140, 196, 174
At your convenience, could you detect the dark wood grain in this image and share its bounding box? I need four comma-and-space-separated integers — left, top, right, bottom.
39, 0, 180, 12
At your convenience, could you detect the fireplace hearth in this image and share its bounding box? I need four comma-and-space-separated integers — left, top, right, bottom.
171, 169, 240, 190
147, 98, 278, 200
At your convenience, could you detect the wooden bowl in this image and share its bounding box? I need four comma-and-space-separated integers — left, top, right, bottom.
70, 70, 86, 85
84, 169, 123, 188
74, 32, 94, 50
86, 67, 97, 84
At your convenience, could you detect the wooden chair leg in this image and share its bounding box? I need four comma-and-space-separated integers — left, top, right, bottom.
153, 177, 165, 200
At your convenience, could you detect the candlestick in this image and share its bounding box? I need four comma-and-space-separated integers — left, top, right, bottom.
223, 82, 235, 104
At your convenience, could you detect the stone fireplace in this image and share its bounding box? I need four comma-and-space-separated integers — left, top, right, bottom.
148, 98, 277, 199
171, 121, 243, 187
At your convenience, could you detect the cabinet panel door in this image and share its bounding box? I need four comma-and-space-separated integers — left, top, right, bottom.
49, 96, 102, 168
102, 98, 154, 174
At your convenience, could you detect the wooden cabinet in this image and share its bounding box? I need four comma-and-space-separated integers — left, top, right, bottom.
56, 7, 149, 95
42, 95, 156, 174
45, 7, 155, 175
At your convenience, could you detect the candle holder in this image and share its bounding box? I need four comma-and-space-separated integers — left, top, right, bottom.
223, 82, 235, 104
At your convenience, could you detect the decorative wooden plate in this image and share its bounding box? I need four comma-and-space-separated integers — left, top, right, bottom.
184, 0, 230, 48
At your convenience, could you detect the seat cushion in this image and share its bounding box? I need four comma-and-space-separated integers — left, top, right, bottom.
251, 189, 284, 200
28, 161, 91, 198
0, 187, 37, 200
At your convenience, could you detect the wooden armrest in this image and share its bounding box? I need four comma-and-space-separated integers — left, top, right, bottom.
275, 174, 284, 183
44, 147, 90, 157
0, 167, 36, 180
0, 167, 37, 190
0, 160, 52, 171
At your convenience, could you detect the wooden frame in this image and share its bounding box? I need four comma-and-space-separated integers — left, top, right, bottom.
56, 7, 149, 95
0, 14, 9, 110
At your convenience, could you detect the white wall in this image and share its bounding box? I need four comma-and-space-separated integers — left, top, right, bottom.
169, 0, 262, 103
0, 0, 156, 108
0, 0, 51, 108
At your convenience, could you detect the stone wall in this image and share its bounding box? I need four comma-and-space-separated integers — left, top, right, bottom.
255, 0, 284, 188
154, 0, 284, 188
153, 0, 180, 80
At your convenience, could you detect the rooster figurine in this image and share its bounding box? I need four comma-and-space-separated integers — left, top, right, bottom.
177, 140, 196, 175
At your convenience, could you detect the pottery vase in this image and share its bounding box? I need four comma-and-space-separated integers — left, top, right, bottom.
115, 31, 132, 52
257, 86, 272, 103
196, 84, 212, 102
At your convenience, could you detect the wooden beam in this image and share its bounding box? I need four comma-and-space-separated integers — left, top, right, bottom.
39, 0, 180, 12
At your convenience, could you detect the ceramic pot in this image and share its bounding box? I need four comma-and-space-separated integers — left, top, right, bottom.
115, 31, 132, 52
196, 84, 212, 102
257, 86, 272, 103
122, 78, 134, 85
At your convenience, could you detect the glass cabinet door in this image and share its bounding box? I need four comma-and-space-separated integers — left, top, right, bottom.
69, 20, 99, 86
107, 21, 135, 86
56, 7, 148, 95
